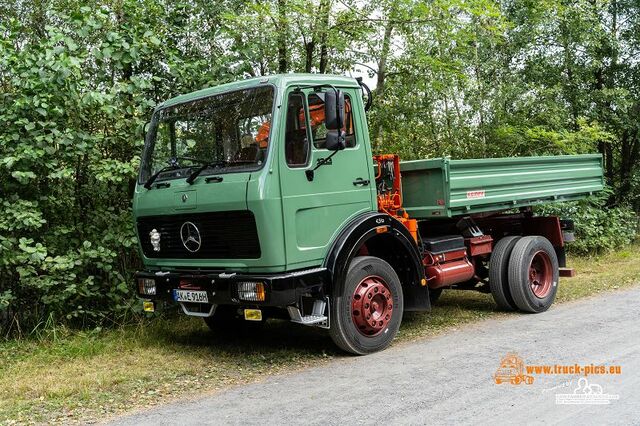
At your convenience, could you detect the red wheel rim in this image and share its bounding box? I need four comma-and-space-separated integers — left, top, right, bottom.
351, 275, 393, 336
529, 251, 553, 298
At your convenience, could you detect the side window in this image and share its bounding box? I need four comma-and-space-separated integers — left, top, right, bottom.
307, 93, 356, 149
285, 93, 310, 167
152, 122, 174, 173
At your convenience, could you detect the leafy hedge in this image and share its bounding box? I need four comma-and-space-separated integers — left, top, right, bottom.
537, 193, 639, 254
0, 1, 240, 334
0, 14, 145, 333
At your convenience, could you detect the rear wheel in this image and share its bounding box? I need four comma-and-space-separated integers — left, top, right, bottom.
508, 236, 559, 313
329, 256, 403, 355
489, 236, 521, 311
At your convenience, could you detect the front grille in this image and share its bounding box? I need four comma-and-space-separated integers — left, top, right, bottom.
137, 211, 261, 259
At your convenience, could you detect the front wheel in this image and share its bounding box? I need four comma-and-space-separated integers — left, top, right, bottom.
329, 256, 404, 355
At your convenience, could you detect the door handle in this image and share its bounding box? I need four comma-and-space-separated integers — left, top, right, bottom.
317, 157, 333, 166
353, 178, 370, 186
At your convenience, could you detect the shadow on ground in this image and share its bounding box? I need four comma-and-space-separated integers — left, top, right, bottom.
145, 290, 501, 359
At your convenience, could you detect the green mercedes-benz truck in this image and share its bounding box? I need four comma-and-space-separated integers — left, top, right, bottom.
134, 74, 604, 354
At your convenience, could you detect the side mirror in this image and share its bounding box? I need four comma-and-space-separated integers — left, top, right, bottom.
325, 129, 346, 151
142, 121, 151, 141
325, 89, 344, 130
324, 89, 346, 151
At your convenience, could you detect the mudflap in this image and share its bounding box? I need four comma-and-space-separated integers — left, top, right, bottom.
403, 283, 431, 312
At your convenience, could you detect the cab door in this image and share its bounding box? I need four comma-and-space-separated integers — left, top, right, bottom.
279, 88, 375, 270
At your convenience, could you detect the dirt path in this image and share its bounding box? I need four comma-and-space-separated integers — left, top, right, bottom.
110, 287, 639, 425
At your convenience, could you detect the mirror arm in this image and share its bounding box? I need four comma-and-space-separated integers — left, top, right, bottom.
305, 150, 339, 182
356, 77, 373, 112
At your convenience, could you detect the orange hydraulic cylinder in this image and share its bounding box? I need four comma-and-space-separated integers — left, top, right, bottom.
402, 218, 418, 242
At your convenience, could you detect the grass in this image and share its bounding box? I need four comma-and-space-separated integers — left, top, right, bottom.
1, 244, 639, 424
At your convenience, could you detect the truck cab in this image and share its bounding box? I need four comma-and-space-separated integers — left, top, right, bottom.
134, 74, 603, 355
135, 75, 376, 271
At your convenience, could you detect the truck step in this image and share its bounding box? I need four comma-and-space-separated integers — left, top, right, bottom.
287, 298, 329, 329
293, 314, 327, 326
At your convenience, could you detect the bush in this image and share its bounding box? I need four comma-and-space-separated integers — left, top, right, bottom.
0, 12, 148, 334
537, 192, 639, 254
0, 2, 235, 336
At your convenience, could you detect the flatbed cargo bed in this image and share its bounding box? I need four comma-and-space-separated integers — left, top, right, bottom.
400, 154, 604, 219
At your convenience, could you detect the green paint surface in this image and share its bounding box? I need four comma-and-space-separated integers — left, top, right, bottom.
401, 154, 604, 219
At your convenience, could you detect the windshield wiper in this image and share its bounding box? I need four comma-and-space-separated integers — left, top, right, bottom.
185, 160, 228, 184
144, 165, 178, 189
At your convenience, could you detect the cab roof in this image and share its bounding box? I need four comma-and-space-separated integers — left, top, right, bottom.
159, 73, 361, 109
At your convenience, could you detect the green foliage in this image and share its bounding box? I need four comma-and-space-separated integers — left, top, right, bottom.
537, 191, 639, 254
487, 120, 615, 157
0, 3, 210, 333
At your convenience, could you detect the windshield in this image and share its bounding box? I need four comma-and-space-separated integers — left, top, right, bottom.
140, 85, 275, 183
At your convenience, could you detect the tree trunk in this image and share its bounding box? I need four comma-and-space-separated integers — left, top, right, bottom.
277, 0, 288, 73
619, 128, 639, 201
375, 19, 394, 100
373, 8, 396, 151
30, 0, 47, 41
304, 41, 315, 73
318, 0, 331, 73
472, 39, 487, 154
561, 44, 579, 129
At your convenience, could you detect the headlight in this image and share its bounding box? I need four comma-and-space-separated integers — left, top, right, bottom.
138, 278, 156, 295
237, 281, 265, 302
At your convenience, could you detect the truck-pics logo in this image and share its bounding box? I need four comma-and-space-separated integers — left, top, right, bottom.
493, 353, 534, 385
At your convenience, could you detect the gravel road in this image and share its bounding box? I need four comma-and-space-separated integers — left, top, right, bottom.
111, 287, 640, 425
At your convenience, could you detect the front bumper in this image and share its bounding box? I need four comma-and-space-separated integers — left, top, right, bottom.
135, 267, 330, 307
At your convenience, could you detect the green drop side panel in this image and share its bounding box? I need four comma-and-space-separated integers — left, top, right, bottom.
400, 154, 604, 219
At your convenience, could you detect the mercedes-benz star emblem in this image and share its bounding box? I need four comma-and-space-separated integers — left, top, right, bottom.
180, 221, 201, 252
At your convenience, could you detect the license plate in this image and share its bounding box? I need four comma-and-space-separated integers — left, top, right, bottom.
173, 289, 209, 303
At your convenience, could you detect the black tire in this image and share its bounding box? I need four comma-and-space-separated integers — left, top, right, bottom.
508, 236, 559, 313
329, 256, 404, 355
489, 236, 521, 311
203, 305, 266, 333
429, 288, 443, 305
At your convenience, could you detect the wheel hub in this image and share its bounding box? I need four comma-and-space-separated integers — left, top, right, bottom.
351, 275, 393, 336
529, 250, 553, 298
